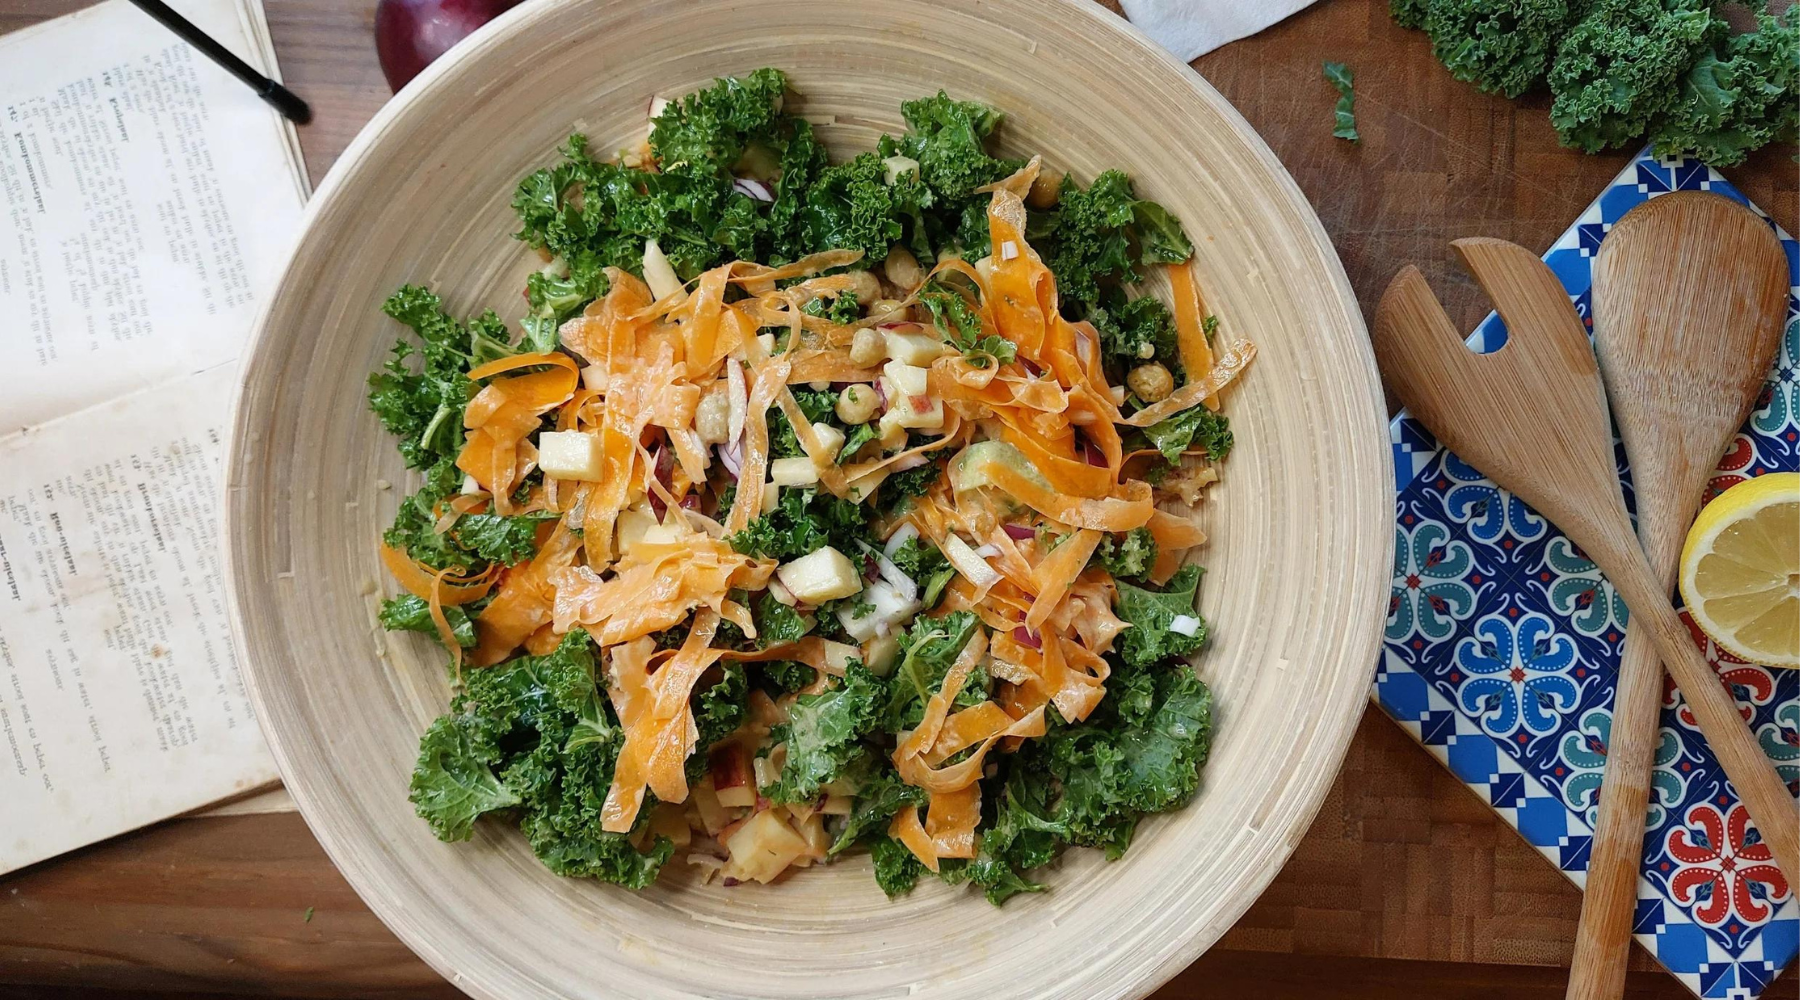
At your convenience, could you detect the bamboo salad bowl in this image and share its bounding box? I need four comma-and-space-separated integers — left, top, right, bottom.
225, 1, 1391, 997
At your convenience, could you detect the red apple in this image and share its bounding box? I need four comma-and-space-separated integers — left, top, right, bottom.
374, 0, 524, 92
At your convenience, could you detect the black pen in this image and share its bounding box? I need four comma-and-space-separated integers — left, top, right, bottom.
125, 0, 311, 124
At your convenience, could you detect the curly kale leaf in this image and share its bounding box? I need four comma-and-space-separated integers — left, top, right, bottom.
918, 277, 1015, 367
829, 756, 927, 854
1092, 527, 1158, 583
802, 289, 862, 325
1143, 404, 1234, 464
871, 834, 928, 896
1037, 170, 1192, 314
752, 590, 813, 648
408, 715, 520, 841
793, 152, 930, 262
452, 511, 558, 566
382, 456, 481, 574
1650, 10, 1799, 166
889, 535, 955, 611
1091, 293, 1179, 381
649, 67, 790, 180
1421, 0, 1586, 99
893, 92, 1022, 203
368, 285, 481, 468
873, 459, 944, 519
379, 595, 476, 648
763, 660, 885, 804
880, 611, 984, 732
1113, 564, 1207, 669
767, 387, 840, 460
407, 631, 669, 885
1548, 0, 1722, 153
522, 250, 609, 352
1324, 61, 1360, 142
729, 486, 873, 561
760, 659, 818, 693
1026, 662, 1213, 859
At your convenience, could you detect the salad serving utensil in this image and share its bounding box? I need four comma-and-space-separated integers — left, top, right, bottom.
1563, 193, 1790, 1000
1370, 237, 1800, 898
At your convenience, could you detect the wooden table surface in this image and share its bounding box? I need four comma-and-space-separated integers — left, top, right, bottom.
1, 1, 1794, 998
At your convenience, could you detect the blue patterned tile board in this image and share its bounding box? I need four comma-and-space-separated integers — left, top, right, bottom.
1377, 149, 1800, 999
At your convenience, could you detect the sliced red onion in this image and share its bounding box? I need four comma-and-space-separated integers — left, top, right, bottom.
883, 522, 920, 557
890, 453, 929, 472
719, 441, 743, 479
1081, 434, 1107, 467
1012, 626, 1043, 650
974, 543, 1000, 559
732, 177, 774, 202
679, 494, 700, 510
1020, 357, 1044, 377
1003, 523, 1036, 541
722, 877, 742, 888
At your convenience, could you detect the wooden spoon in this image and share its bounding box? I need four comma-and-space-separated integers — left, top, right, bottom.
1371, 237, 1799, 892
1566, 194, 1790, 999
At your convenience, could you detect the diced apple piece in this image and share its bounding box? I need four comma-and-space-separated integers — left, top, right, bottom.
614, 508, 656, 553
638, 522, 680, 547
723, 810, 810, 884
537, 430, 605, 481
881, 154, 920, 185
756, 332, 776, 355
793, 811, 831, 858
883, 360, 930, 398
710, 743, 757, 809
762, 482, 781, 511
836, 580, 920, 642
894, 395, 945, 430
863, 633, 901, 676
884, 328, 949, 366
844, 466, 889, 503
691, 777, 731, 837
809, 422, 845, 459
776, 547, 862, 603
769, 456, 819, 487
820, 793, 854, 816
642, 238, 683, 300
820, 639, 862, 675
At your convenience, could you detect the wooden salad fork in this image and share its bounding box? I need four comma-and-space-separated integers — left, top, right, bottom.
1370, 238, 1800, 899
1565, 193, 1790, 999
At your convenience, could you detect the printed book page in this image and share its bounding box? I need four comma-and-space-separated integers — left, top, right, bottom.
0, 0, 309, 871
0, 365, 279, 874
0, 0, 306, 432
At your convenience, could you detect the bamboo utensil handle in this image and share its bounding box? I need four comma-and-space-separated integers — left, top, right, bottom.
1566, 631, 1663, 999
1564, 191, 1792, 1000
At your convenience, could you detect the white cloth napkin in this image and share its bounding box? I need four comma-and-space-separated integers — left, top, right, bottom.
1120, 0, 1322, 61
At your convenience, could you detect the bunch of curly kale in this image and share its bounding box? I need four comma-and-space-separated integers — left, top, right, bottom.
1392, 0, 1797, 165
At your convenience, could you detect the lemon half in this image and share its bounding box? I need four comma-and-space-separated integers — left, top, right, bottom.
1678, 473, 1800, 668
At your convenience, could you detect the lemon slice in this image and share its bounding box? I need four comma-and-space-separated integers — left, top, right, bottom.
1678, 473, 1800, 668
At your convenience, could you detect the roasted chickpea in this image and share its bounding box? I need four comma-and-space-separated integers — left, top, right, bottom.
883, 245, 924, 292
1127, 362, 1174, 403
835, 384, 878, 425
849, 326, 885, 366
1026, 168, 1063, 209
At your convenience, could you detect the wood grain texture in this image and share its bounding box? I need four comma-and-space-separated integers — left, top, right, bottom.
0, 0, 1796, 996
222, 2, 1389, 999
1567, 193, 1792, 1000
1374, 237, 1800, 884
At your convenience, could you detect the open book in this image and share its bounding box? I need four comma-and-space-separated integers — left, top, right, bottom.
0, 0, 308, 874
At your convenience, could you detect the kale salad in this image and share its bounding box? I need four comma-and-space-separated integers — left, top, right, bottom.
369, 68, 1254, 902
